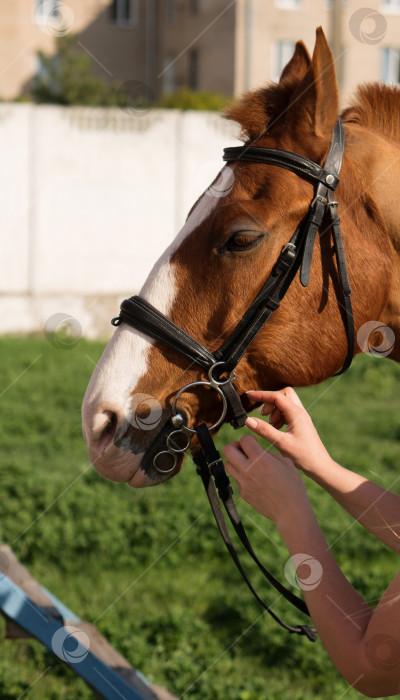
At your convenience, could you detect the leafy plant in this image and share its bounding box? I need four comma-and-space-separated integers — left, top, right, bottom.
157, 89, 232, 111
32, 35, 125, 106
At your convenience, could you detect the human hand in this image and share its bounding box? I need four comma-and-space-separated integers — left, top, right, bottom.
243, 387, 332, 479
222, 434, 311, 527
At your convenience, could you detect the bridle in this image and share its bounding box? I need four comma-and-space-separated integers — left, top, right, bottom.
112, 118, 353, 455
111, 118, 353, 643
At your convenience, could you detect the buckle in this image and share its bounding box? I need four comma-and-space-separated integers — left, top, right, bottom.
275, 242, 296, 273
281, 242, 296, 254
311, 193, 327, 208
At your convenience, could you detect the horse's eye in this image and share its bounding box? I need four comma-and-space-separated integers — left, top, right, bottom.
224, 232, 264, 253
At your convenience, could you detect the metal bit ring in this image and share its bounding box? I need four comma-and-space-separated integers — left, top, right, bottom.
208, 361, 236, 386
172, 380, 227, 434
166, 430, 191, 453
153, 450, 179, 474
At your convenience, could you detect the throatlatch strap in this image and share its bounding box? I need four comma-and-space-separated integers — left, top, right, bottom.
328, 192, 354, 376
300, 118, 345, 289
194, 424, 318, 642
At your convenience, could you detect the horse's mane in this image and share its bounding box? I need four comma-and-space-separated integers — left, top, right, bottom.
225, 81, 400, 145
342, 83, 400, 144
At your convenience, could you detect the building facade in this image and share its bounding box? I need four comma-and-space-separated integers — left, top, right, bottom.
0, 1, 400, 106
157, 0, 400, 106
0, 0, 150, 99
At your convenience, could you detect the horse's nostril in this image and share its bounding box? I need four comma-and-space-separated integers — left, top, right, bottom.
102, 411, 118, 436
96, 410, 119, 455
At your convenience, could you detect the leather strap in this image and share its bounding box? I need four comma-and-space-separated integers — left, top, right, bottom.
194, 424, 318, 642
300, 118, 346, 288
214, 235, 303, 372
300, 196, 326, 287
327, 117, 346, 175
328, 192, 354, 376
112, 296, 217, 371
223, 118, 345, 191
219, 380, 248, 428
112, 297, 248, 428
223, 146, 339, 190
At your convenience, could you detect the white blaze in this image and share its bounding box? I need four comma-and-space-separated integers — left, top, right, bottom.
82, 177, 223, 438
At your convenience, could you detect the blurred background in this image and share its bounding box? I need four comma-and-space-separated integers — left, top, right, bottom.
0, 0, 399, 338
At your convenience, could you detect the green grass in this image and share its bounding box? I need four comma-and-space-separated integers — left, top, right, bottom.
1, 335, 400, 699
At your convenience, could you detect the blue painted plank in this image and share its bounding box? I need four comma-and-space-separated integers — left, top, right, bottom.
0, 573, 158, 700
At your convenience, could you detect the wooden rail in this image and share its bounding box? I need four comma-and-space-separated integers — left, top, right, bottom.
0, 544, 178, 700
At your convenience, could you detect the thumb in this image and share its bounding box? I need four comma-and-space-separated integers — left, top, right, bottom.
245, 416, 286, 449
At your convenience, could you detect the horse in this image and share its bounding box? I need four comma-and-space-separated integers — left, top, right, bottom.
82, 27, 400, 489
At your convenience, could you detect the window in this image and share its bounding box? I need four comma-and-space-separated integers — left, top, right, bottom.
271, 40, 295, 82
381, 47, 400, 84
189, 50, 198, 90
163, 56, 175, 94
325, 0, 347, 7
36, 0, 59, 19
274, 0, 301, 9
111, 0, 138, 26
382, 0, 400, 13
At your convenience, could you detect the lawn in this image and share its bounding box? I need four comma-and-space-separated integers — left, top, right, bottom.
0, 334, 400, 699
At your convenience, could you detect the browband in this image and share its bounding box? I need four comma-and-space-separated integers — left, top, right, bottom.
223, 145, 339, 189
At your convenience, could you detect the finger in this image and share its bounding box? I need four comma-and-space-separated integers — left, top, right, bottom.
247, 388, 304, 412
223, 440, 245, 458
260, 401, 276, 417
245, 416, 285, 448
238, 434, 263, 459
263, 391, 303, 425
247, 390, 288, 421
246, 391, 275, 417
225, 440, 240, 451
268, 406, 286, 429
222, 442, 249, 468
246, 389, 279, 399
224, 460, 237, 477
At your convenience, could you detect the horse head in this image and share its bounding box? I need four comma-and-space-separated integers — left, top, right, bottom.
82, 27, 397, 487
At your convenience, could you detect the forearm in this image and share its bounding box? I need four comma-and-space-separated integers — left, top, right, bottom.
277, 509, 380, 695
224, 408, 400, 696
308, 458, 400, 553
232, 390, 400, 694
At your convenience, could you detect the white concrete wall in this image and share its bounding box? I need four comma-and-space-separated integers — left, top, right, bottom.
0, 104, 239, 338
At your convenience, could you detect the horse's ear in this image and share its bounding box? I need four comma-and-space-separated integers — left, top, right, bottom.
288, 27, 338, 141
279, 41, 311, 86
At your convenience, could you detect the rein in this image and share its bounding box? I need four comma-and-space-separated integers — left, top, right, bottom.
111, 118, 353, 642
